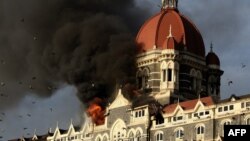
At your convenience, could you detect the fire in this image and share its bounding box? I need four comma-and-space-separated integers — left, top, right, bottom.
87, 98, 105, 125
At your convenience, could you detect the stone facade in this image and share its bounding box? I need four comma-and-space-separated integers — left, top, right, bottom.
42, 93, 250, 141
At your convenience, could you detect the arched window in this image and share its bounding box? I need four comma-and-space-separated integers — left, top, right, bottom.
196, 126, 205, 135
136, 68, 150, 89
221, 120, 231, 136
190, 69, 203, 93
95, 136, 101, 141
129, 132, 134, 141
208, 76, 217, 95
136, 70, 143, 89
246, 118, 250, 125
195, 125, 205, 141
190, 69, 197, 91
161, 61, 167, 82
155, 132, 163, 141
175, 129, 184, 139
136, 130, 141, 141
224, 121, 231, 125
142, 68, 150, 88
103, 135, 108, 141
167, 62, 174, 82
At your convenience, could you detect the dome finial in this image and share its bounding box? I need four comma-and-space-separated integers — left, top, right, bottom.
210, 42, 213, 52
162, 0, 178, 9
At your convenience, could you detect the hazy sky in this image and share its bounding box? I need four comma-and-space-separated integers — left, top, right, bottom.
1, 0, 250, 140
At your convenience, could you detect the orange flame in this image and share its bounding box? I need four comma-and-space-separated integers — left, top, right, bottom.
87, 98, 105, 125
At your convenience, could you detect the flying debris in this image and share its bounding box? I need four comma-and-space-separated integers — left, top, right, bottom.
19, 81, 23, 85
23, 128, 28, 130
228, 81, 233, 86
20, 18, 24, 22
0, 119, 2, 122
32, 77, 36, 80
241, 63, 246, 68
32, 101, 36, 104
18, 115, 23, 118
27, 114, 31, 117
50, 108, 53, 112
91, 83, 95, 87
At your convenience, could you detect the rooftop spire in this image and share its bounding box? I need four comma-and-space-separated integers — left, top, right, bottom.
162, 0, 178, 9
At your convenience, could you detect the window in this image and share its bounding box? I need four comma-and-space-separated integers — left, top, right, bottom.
177, 116, 183, 120
136, 131, 141, 141
218, 107, 222, 112
103, 136, 108, 141
135, 110, 145, 118
194, 111, 209, 118
137, 69, 150, 89
222, 121, 231, 136
194, 113, 198, 117
242, 102, 245, 108
224, 121, 231, 125
173, 116, 183, 122
139, 111, 141, 117
196, 126, 205, 134
175, 129, 184, 139
229, 105, 234, 110
205, 111, 209, 115
156, 132, 163, 141
162, 69, 166, 82
246, 118, 250, 125
224, 106, 228, 111
246, 102, 250, 107
129, 132, 134, 141
167, 69, 172, 81
95, 137, 101, 141
138, 76, 142, 89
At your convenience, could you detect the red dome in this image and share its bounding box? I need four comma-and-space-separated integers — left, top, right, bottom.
136, 9, 205, 57
206, 52, 220, 66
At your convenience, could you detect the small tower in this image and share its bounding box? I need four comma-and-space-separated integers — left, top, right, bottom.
162, 0, 178, 9
206, 43, 224, 101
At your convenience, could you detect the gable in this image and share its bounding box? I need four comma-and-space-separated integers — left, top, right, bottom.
109, 89, 130, 109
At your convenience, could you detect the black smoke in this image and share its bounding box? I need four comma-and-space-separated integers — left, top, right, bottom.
0, 0, 150, 108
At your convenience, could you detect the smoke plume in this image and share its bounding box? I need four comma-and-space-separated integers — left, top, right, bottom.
0, 0, 150, 112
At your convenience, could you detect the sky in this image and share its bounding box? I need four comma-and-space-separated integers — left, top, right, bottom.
1, 0, 250, 140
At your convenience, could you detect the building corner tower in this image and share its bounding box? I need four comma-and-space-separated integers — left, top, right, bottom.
135, 0, 223, 105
